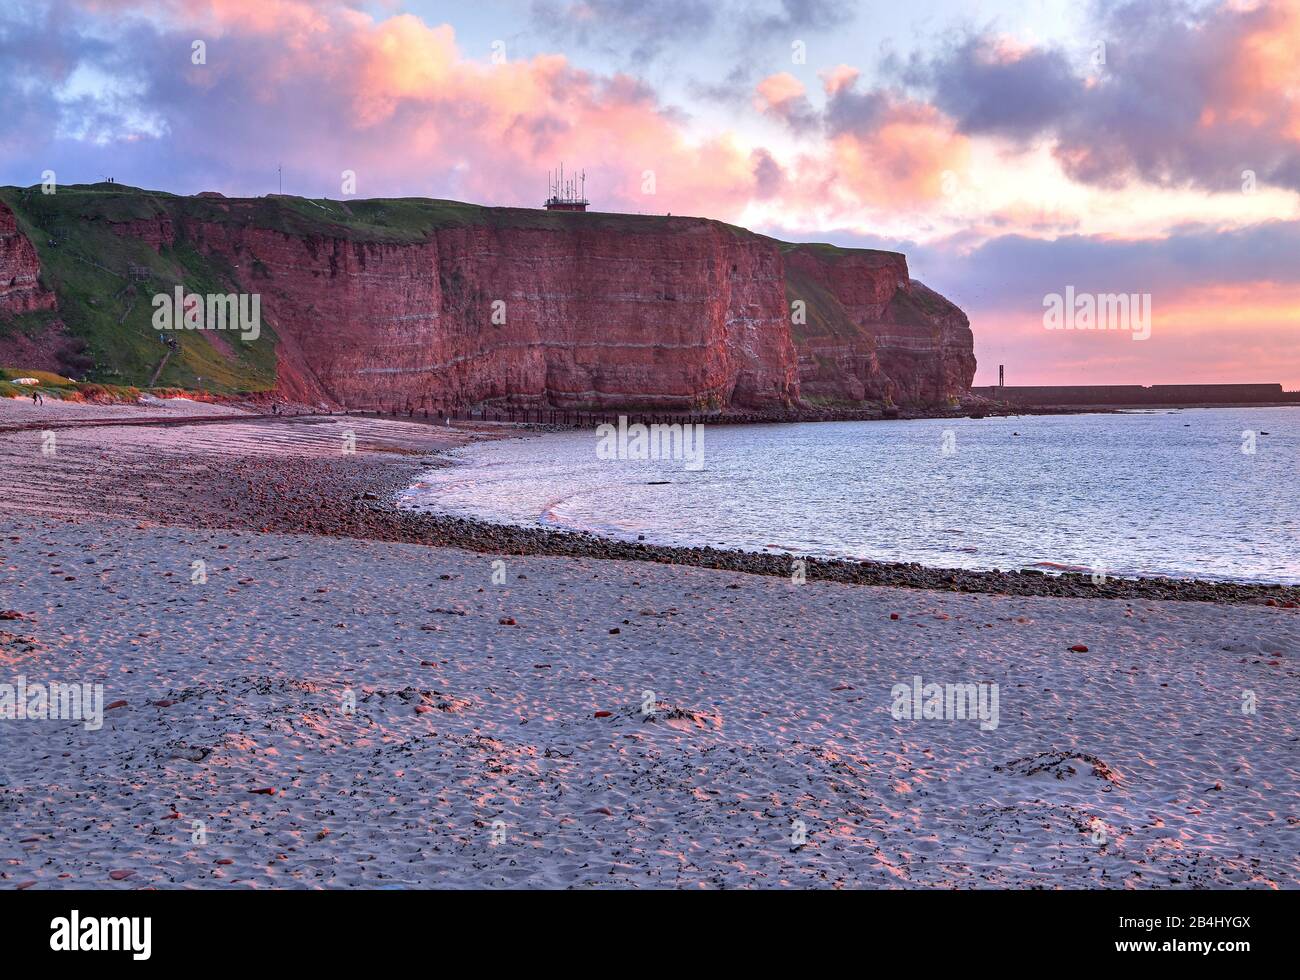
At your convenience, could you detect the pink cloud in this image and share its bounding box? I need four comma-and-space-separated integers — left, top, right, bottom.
66, 0, 763, 215
754, 72, 806, 112
57, 0, 973, 220
818, 64, 859, 96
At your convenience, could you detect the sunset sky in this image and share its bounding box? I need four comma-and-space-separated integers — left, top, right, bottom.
2, 0, 1297, 387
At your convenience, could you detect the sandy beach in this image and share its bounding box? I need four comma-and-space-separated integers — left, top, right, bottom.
0, 403, 1296, 888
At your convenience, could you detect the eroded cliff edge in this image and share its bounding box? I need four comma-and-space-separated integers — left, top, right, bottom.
0, 184, 974, 410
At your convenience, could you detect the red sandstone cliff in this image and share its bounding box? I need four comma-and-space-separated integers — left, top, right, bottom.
0, 189, 975, 409
0, 200, 57, 316
783, 245, 975, 407
183, 216, 804, 411
0, 198, 80, 375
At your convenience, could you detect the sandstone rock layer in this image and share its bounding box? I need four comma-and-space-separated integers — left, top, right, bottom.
1, 190, 975, 409
0, 200, 58, 316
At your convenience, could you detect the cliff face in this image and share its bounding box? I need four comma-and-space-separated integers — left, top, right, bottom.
0, 198, 82, 376
0, 200, 57, 316
186, 218, 802, 411
783, 245, 975, 407
0, 186, 975, 409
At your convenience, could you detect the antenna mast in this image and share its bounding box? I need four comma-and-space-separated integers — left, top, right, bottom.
543, 162, 590, 212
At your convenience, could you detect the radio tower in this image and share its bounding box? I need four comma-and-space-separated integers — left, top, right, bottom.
544, 163, 589, 211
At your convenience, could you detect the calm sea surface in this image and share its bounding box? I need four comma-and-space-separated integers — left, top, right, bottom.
400, 407, 1299, 584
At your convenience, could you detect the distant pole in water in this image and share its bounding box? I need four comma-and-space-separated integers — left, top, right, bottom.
999, 364, 1005, 387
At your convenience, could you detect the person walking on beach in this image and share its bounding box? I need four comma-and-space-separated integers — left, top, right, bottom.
31, 390, 43, 406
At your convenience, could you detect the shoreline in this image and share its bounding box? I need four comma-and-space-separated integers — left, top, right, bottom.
2, 403, 1297, 889
0, 404, 1294, 604
10, 387, 1294, 437
383, 495, 1300, 607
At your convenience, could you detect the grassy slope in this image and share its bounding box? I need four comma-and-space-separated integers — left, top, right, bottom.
0, 366, 146, 402
0, 184, 280, 393
0, 182, 910, 394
